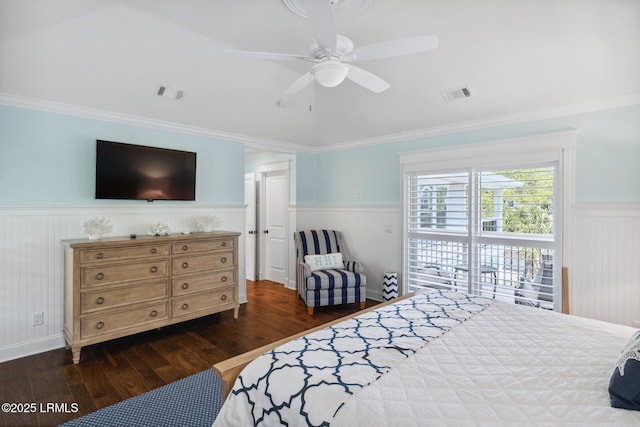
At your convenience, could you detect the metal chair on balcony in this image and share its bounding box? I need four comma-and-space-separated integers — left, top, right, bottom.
515, 261, 553, 309
453, 264, 498, 298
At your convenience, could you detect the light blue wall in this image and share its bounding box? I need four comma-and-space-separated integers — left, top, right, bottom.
297, 105, 640, 206
0, 105, 244, 205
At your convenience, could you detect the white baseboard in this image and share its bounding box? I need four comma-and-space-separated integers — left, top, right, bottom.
0, 335, 67, 363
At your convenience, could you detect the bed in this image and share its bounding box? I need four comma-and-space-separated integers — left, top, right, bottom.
212, 289, 640, 426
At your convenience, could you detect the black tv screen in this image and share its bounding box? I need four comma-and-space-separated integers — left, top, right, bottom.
95, 140, 196, 201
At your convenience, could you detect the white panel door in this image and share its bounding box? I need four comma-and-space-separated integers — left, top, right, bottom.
264, 172, 286, 284
244, 173, 257, 281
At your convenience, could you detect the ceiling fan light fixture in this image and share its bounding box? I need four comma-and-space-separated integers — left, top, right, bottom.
312, 60, 348, 87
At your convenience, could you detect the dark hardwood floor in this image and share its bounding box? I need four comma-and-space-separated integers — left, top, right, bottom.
0, 281, 379, 427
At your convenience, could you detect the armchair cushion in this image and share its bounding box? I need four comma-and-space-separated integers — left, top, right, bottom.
307, 269, 365, 291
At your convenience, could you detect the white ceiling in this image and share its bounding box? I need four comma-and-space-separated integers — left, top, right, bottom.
1, 0, 639, 152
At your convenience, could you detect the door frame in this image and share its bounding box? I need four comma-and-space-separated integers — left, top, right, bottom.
244, 172, 257, 281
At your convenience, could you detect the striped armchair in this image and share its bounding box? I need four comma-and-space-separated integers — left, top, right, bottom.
294, 230, 367, 315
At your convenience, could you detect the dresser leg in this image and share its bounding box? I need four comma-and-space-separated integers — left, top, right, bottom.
72, 347, 81, 364
234, 306, 239, 319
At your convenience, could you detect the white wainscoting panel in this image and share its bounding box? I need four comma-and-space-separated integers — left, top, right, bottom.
570, 206, 640, 327
0, 204, 245, 363
295, 206, 402, 301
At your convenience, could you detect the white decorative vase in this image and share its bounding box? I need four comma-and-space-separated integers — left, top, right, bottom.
383, 272, 399, 301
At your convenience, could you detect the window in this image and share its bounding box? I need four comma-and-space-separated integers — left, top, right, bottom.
401, 132, 577, 312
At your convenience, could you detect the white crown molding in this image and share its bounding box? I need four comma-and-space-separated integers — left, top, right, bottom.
0, 92, 304, 153
316, 92, 640, 153
1, 91, 638, 154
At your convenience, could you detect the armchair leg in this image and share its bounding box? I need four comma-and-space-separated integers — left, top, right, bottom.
307, 306, 314, 316
360, 301, 366, 310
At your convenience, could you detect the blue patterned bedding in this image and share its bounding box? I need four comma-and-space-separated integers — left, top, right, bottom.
213, 290, 492, 426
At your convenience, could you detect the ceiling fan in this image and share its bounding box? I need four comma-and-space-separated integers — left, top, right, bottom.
228, 1, 438, 95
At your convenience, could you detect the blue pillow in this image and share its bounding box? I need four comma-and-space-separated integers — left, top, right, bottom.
609, 330, 640, 410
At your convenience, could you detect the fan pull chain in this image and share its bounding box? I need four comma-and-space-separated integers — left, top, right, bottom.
308, 74, 314, 112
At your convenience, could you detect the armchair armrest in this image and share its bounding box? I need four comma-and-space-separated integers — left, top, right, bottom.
343, 260, 364, 274
298, 262, 312, 278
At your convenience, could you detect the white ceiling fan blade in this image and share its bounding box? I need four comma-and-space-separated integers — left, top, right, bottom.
306, 0, 337, 53
345, 35, 439, 62
345, 65, 390, 93
284, 72, 315, 95
226, 50, 309, 62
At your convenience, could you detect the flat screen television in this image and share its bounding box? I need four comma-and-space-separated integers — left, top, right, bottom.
95, 140, 197, 201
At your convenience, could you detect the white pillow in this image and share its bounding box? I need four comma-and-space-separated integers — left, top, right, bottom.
304, 252, 343, 272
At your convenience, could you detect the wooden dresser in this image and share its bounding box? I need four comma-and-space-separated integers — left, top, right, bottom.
63, 231, 240, 364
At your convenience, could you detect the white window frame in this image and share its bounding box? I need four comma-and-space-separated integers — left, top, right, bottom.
400, 131, 578, 311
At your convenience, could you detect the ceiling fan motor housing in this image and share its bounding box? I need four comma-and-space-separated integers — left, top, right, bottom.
308, 34, 354, 60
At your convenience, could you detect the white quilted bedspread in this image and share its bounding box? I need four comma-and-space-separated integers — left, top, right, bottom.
333, 301, 640, 426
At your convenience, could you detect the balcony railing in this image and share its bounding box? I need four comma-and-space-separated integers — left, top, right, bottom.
407, 238, 554, 309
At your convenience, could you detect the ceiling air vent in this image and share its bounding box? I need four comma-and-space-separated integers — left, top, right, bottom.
155, 85, 185, 101
441, 86, 472, 103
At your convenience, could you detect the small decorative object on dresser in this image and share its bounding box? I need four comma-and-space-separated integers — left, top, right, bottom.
81, 217, 113, 240
195, 214, 222, 232
148, 221, 170, 236
62, 231, 240, 364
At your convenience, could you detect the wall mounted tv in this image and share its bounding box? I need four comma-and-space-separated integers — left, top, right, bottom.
95, 140, 197, 201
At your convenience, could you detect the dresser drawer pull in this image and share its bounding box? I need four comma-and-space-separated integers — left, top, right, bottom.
96, 253, 104, 259
220, 294, 227, 301
96, 321, 105, 330
96, 273, 105, 280
221, 276, 228, 282
96, 297, 105, 305
221, 241, 227, 247
221, 257, 227, 264
151, 248, 157, 254
182, 303, 189, 310
182, 262, 189, 269
182, 245, 188, 251
150, 310, 158, 317
150, 266, 158, 273
182, 283, 189, 289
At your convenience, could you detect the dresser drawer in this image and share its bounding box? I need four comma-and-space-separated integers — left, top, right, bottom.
172, 251, 235, 276
80, 302, 168, 339
172, 270, 236, 296
172, 238, 235, 255
82, 260, 168, 287
172, 288, 234, 318
80, 244, 170, 264
81, 281, 169, 313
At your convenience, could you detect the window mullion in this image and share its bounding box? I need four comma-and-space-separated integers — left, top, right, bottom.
468, 168, 480, 295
